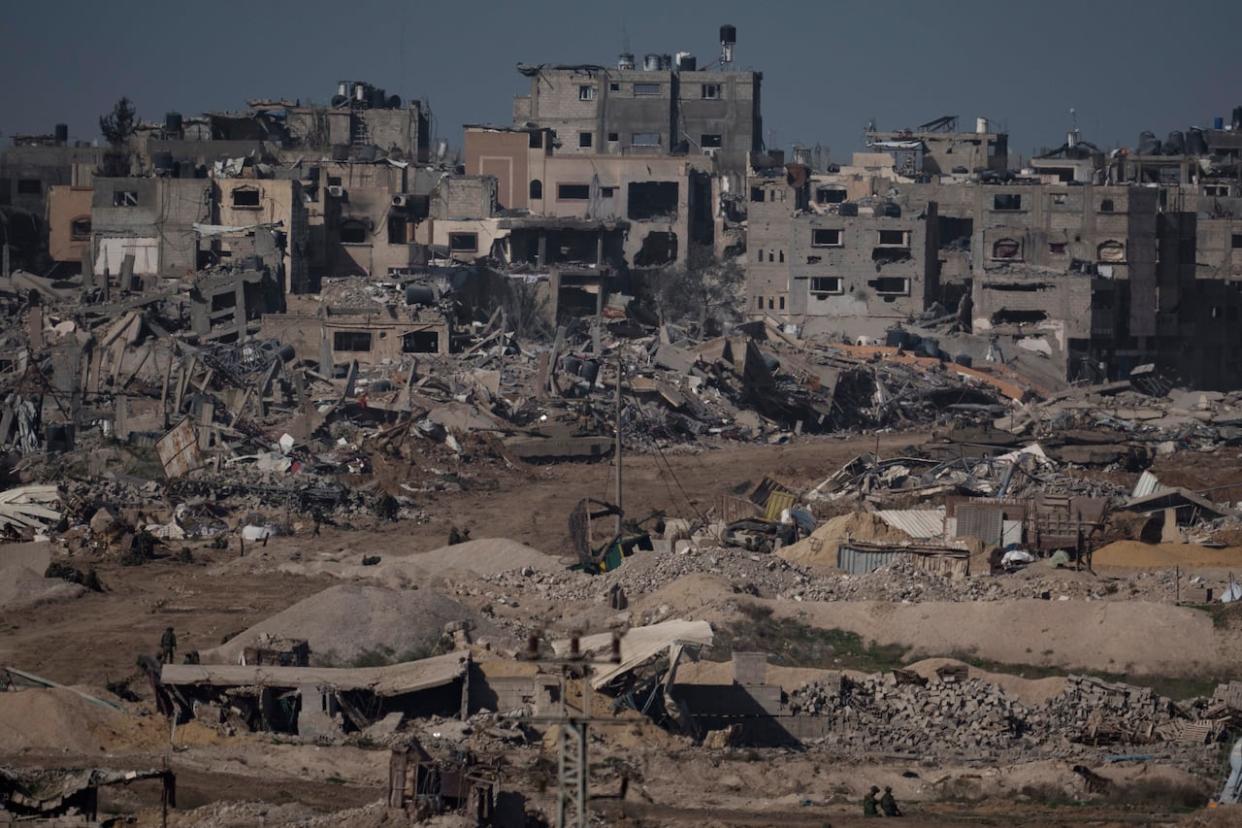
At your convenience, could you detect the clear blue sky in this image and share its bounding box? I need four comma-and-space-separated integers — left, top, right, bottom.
5, 0, 1241, 162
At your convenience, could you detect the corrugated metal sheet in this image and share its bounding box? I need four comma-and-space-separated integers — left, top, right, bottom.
1132, 470, 1169, 499
156, 417, 203, 479
837, 544, 905, 575
955, 504, 1004, 546
764, 490, 797, 521
874, 508, 945, 539
836, 541, 970, 578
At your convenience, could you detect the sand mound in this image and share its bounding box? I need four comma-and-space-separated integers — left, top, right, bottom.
0, 688, 144, 754
277, 537, 565, 588
778, 512, 911, 567
0, 566, 85, 611
405, 537, 564, 576
635, 572, 735, 617
200, 584, 504, 666
1094, 541, 1242, 569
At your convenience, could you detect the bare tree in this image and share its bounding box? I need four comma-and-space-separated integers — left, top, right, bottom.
644, 253, 746, 335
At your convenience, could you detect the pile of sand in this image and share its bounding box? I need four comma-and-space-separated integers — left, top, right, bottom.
1094, 541, 1242, 569
277, 537, 565, 588
777, 512, 911, 568
0, 565, 85, 611
200, 583, 504, 666
405, 537, 564, 576
0, 688, 145, 754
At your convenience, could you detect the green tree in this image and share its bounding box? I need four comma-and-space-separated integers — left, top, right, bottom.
99, 97, 138, 147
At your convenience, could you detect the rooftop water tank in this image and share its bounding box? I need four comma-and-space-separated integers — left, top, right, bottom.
618, 52, 635, 70
643, 53, 662, 71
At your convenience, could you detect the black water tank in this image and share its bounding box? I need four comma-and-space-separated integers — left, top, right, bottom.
387, 95, 402, 109
404, 284, 436, 306
1137, 130, 1160, 155
165, 111, 183, 134
1165, 130, 1185, 155
152, 152, 175, 173
720, 24, 736, 44
54, 123, 68, 144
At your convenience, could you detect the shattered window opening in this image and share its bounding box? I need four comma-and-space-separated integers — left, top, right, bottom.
578, 85, 596, 101
1231, 233, 1242, 250
991, 237, 1022, 261
403, 330, 440, 353
231, 187, 261, 208
607, 132, 619, 143
578, 132, 593, 148
631, 132, 661, 147
812, 228, 843, 247
17, 179, 41, 195
333, 331, 372, 352
113, 190, 139, 207
627, 181, 678, 221
633, 83, 661, 97
339, 220, 368, 244
700, 134, 722, 148
557, 184, 591, 200
869, 276, 910, 296
448, 232, 478, 252
528, 131, 543, 149
877, 229, 909, 247
1099, 198, 1115, 213
993, 193, 1022, 211
992, 309, 1047, 325
1097, 240, 1126, 263
701, 83, 720, 99
70, 216, 91, 240
387, 215, 408, 245
750, 187, 764, 203
811, 276, 844, 296
816, 188, 847, 205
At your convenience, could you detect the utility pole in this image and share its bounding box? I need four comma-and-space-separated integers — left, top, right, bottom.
614, 353, 623, 537
525, 633, 623, 828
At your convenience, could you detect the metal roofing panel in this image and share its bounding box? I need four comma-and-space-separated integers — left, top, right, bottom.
874, 508, 946, 539
1131, 470, 1168, 499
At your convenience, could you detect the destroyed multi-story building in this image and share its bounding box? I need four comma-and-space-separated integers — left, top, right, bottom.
746, 160, 940, 333
865, 115, 1009, 177
512, 25, 761, 190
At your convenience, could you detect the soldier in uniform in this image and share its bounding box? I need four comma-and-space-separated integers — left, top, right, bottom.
863, 786, 880, 817
880, 786, 903, 817
159, 627, 177, 664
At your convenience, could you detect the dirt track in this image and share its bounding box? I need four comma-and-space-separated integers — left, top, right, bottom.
0, 433, 922, 687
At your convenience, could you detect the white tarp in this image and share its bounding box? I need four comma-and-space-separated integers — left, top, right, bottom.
94, 237, 158, 277
552, 619, 714, 690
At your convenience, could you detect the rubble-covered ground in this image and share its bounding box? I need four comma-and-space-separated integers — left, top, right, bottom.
7, 286, 1242, 824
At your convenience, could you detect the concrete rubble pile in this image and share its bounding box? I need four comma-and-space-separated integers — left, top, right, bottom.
787, 670, 1223, 759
